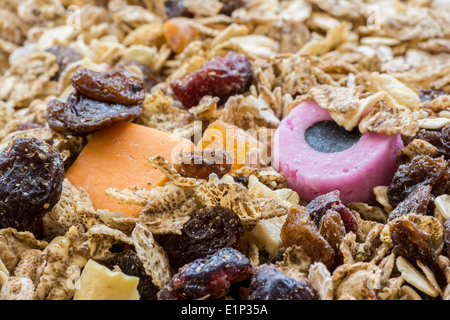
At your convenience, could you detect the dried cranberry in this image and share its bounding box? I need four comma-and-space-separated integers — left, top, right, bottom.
248, 264, 318, 300
387, 155, 450, 208
306, 190, 359, 234
157, 206, 245, 268
170, 51, 253, 108
157, 248, 253, 300
0, 137, 64, 232
71, 68, 145, 105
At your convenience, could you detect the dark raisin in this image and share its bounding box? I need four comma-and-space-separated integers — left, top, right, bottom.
415, 126, 450, 160
173, 150, 232, 180
248, 264, 318, 300
389, 218, 435, 263
0, 137, 64, 232
219, 0, 246, 16
14, 122, 43, 132
71, 68, 145, 105
107, 249, 159, 300
170, 51, 253, 108
306, 190, 359, 234
388, 185, 432, 221
47, 91, 142, 135
157, 206, 245, 268
280, 206, 335, 268
164, 0, 193, 18
387, 155, 450, 208
232, 175, 249, 188
46, 45, 81, 81
157, 247, 253, 300
444, 219, 450, 258
418, 89, 446, 102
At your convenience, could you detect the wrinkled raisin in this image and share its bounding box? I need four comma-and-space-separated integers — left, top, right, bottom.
14, 122, 43, 132
306, 190, 359, 234
71, 68, 145, 105
157, 206, 245, 268
387, 155, 450, 208
418, 89, 446, 102
415, 126, 450, 160
219, 0, 246, 15
46, 45, 81, 81
47, 91, 142, 135
0, 137, 64, 232
170, 51, 253, 108
280, 206, 335, 268
319, 210, 346, 262
388, 185, 432, 221
173, 150, 232, 180
157, 247, 253, 300
389, 218, 435, 263
444, 219, 450, 258
106, 249, 159, 300
248, 264, 318, 300
164, 0, 193, 18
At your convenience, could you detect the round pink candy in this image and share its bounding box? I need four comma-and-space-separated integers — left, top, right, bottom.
273, 100, 403, 205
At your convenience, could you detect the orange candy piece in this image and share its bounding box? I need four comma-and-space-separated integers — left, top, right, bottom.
66, 121, 195, 217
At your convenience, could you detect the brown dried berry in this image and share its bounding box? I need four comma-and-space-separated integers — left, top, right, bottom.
157, 206, 245, 268
0, 137, 64, 232
389, 218, 435, 263
157, 247, 253, 300
319, 210, 346, 261
164, 0, 193, 18
47, 91, 142, 135
173, 150, 233, 180
219, 0, 246, 15
415, 126, 450, 160
248, 264, 318, 300
388, 185, 432, 221
14, 122, 43, 132
170, 51, 253, 108
418, 89, 446, 102
444, 219, 450, 258
387, 155, 450, 208
71, 68, 145, 105
46, 45, 81, 81
280, 206, 335, 268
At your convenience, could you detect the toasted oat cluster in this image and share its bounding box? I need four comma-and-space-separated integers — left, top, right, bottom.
0, 0, 450, 301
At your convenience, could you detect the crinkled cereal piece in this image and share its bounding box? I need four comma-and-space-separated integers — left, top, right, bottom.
308, 262, 333, 300
275, 245, 312, 281
131, 223, 171, 288
309, 84, 385, 131
0, 277, 36, 300
359, 100, 419, 137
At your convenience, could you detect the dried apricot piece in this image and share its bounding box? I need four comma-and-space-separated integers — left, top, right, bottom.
163, 18, 200, 54
0, 137, 64, 233
71, 68, 145, 105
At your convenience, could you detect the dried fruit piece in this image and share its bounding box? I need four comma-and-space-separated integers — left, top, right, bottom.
387, 155, 450, 208
157, 247, 253, 300
388, 185, 432, 221
0, 137, 64, 232
15, 122, 43, 132
319, 210, 346, 261
107, 249, 159, 300
280, 206, 335, 268
415, 125, 450, 160
306, 190, 359, 234
444, 219, 450, 258
418, 89, 446, 102
163, 18, 200, 54
71, 68, 145, 105
47, 92, 142, 135
164, 0, 193, 18
173, 150, 232, 180
157, 206, 245, 267
219, 0, 246, 15
46, 45, 81, 81
248, 264, 318, 300
389, 218, 435, 264
170, 51, 253, 108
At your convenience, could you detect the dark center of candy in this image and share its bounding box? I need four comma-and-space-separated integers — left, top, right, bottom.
305, 121, 361, 153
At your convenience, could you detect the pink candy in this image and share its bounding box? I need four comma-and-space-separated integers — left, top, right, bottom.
273, 100, 403, 205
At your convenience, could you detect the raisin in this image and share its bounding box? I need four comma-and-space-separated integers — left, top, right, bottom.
46, 45, 81, 81
319, 210, 346, 262
248, 264, 318, 300
164, 0, 193, 18
157, 206, 245, 268
71, 68, 145, 105
388, 185, 432, 221
106, 249, 159, 300
0, 137, 64, 232
14, 122, 43, 132
170, 51, 253, 108
280, 206, 335, 268
444, 219, 450, 258
157, 247, 253, 300
389, 218, 435, 263
387, 155, 450, 208
415, 126, 450, 160
173, 150, 232, 180
306, 190, 359, 234
418, 89, 446, 102
219, 0, 246, 16
47, 91, 142, 135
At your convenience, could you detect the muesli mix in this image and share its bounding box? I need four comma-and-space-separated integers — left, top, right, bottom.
0, 0, 450, 300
